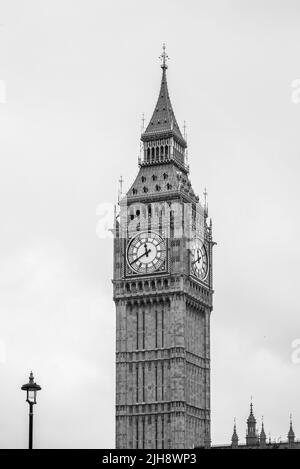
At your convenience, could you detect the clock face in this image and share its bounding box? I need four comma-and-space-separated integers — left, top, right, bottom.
191, 237, 209, 281
126, 231, 167, 274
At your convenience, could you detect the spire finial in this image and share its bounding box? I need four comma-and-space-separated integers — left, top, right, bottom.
183, 121, 187, 140
288, 413, 295, 442
233, 417, 237, 431
204, 188, 208, 205
159, 43, 169, 70
203, 188, 208, 216
118, 175, 123, 203
141, 113, 145, 133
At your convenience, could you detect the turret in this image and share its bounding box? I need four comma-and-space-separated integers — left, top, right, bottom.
246, 401, 259, 447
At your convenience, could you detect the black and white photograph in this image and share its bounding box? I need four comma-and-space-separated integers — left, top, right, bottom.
0, 0, 300, 457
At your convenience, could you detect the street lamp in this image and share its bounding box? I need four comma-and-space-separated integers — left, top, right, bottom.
21, 372, 41, 449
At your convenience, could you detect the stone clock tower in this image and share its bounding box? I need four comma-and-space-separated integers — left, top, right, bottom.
113, 46, 214, 449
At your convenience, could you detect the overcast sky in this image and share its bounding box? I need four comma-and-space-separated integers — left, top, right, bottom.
1, 0, 300, 448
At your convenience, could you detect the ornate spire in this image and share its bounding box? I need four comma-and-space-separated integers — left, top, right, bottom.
288, 414, 295, 440
260, 417, 266, 435
203, 188, 208, 218
231, 418, 239, 448
159, 43, 169, 70
141, 44, 186, 147
260, 417, 266, 447
246, 400, 258, 447
247, 400, 256, 424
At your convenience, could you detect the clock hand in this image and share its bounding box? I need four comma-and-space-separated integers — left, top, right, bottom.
192, 255, 202, 265
144, 243, 150, 257
130, 248, 152, 266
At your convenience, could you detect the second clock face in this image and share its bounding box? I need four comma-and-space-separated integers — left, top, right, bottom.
126, 231, 166, 274
191, 237, 209, 281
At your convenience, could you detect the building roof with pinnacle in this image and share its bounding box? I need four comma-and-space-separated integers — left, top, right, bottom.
247, 402, 256, 424
141, 45, 186, 147
126, 162, 198, 204
206, 403, 300, 449
288, 417, 295, 438
260, 422, 266, 439
232, 422, 239, 442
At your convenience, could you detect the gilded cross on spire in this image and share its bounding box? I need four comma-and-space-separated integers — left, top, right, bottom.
159, 43, 169, 70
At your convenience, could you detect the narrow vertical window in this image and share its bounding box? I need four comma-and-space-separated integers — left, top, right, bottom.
142, 365, 145, 402
155, 417, 158, 449
136, 417, 139, 449
161, 362, 164, 401
170, 210, 174, 237
142, 417, 145, 449
155, 310, 158, 348
142, 310, 145, 349
136, 365, 139, 402
155, 363, 158, 401
159, 212, 162, 234
148, 204, 152, 231
162, 415, 165, 449
136, 311, 139, 349
161, 309, 164, 348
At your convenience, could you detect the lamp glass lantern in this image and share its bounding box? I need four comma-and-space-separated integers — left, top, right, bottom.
27, 389, 37, 404
21, 372, 41, 405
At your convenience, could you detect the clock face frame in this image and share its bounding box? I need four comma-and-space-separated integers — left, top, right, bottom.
126, 231, 167, 276
191, 237, 209, 281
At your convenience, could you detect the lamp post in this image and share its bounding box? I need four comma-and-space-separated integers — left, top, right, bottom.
21, 372, 41, 449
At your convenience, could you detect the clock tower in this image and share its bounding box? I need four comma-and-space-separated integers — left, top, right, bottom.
113, 46, 214, 449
